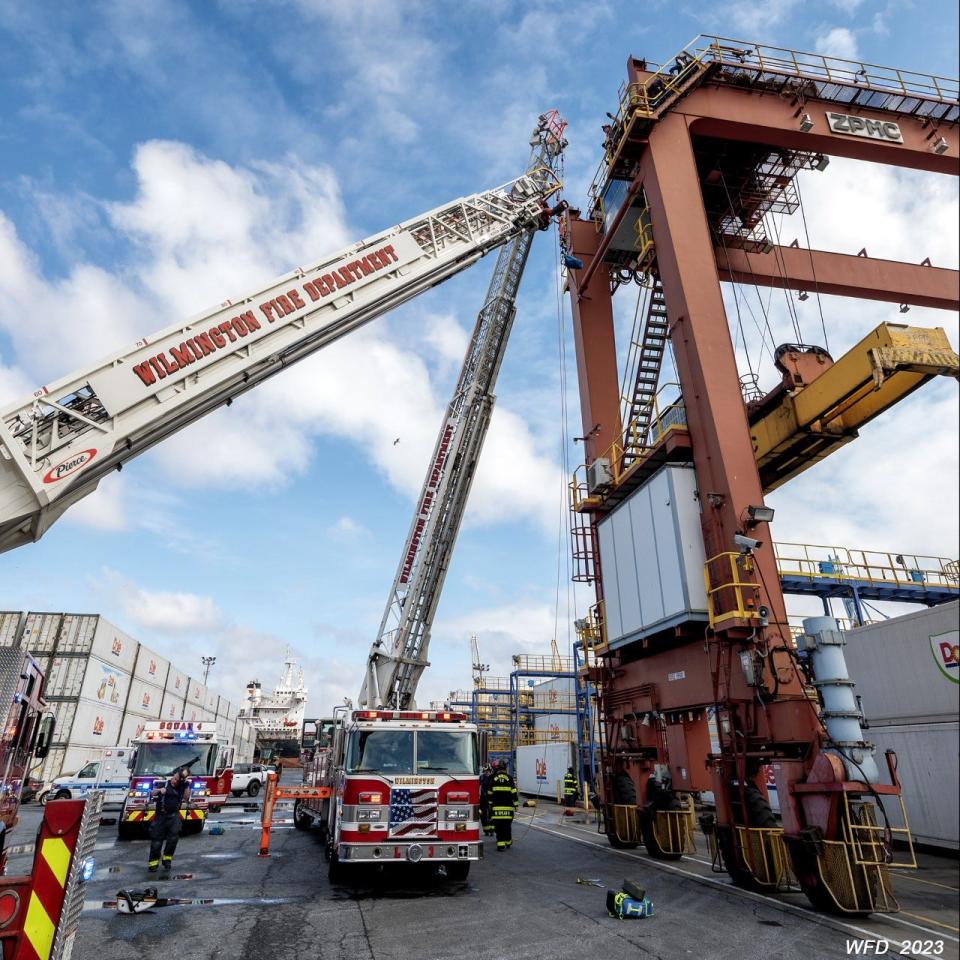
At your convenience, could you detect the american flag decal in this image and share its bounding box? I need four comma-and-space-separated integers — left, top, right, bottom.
389, 787, 438, 838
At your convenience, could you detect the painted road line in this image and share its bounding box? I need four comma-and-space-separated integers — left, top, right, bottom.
897, 912, 960, 935
898, 875, 960, 893
530, 822, 959, 949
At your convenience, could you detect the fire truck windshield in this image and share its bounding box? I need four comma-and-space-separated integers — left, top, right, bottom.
415, 730, 478, 774
346, 729, 478, 775
133, 742, 217, 777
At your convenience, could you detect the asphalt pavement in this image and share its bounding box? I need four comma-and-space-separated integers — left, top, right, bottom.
7, 782, 958, 960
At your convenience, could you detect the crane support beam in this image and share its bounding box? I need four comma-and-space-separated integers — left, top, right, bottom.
751, 322, 959, 491
563, 218, 622, 464
682, 85, 959, 175
716, 245, 960, 311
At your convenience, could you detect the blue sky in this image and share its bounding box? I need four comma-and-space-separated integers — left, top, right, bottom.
0, 1, 957, 713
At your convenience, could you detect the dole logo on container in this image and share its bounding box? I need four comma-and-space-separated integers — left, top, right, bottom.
931, 630, 959, 684
535, 758, 547, 782
93, 716, 105, 736
148, 659, 157, 676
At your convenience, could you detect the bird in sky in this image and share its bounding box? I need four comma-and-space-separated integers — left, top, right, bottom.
393, 438, 400, 445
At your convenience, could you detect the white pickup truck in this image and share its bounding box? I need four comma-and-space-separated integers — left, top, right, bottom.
229, 762, 275, 797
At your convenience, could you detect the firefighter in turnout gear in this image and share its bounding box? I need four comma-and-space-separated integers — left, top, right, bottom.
479, 764, 495, 836
563, 766, 579, 808
483, 760, 518, 851
148, 767, 191, 873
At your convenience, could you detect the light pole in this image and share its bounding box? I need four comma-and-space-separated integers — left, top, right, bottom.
201, 656, 216, 686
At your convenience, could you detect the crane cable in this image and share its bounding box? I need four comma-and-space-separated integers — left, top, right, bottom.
795, 177, 831, 353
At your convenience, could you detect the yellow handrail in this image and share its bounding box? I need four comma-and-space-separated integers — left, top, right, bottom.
775, 542, 959, 591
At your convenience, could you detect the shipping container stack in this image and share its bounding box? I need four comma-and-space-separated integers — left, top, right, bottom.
0, 611, 244, 785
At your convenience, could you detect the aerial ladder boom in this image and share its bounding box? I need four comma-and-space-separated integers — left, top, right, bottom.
359, 112, 567, 710
0, 165, 561, 553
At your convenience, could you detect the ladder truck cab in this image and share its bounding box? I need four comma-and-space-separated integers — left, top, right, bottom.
119, 720, 234, 839
0, 645, 102, 960
316, 709, 482, 882
0, 648, 55, 859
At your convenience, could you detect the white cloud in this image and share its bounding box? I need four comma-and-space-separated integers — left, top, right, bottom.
327, 516, 372, 541
62, 473, 128, 532
0, 140, 562, 542
815, 27, 860, 60
708, 0, 801, 34
107, 572, 226, 634
828, 0, 865, 12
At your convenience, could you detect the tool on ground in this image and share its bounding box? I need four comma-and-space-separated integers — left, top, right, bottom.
576, 877, 603, 887
116, 888, 216, 913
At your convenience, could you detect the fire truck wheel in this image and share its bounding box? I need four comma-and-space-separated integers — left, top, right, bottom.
117, 822, 138, 842
54, 789, 71, 801
247, 780, 261, 797
183, 820, 205, 836
327, 850, 347, 884
445, 861, 470, 882
294, 801, 313, 830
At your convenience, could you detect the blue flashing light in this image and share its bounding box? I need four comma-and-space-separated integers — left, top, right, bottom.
81, 857, 96, 883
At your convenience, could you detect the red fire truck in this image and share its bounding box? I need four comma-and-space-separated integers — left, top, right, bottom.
0, 642, 102, 959
118, 720, 239, 839
297, 710, 482, 881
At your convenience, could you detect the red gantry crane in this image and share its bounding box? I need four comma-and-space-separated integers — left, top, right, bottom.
564, 37, 958, 916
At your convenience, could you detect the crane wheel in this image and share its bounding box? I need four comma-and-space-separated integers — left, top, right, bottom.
718, 784, 778, 890
606, 773, 641, 850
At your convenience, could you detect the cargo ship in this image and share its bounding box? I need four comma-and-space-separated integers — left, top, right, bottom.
239, 652, 308, 760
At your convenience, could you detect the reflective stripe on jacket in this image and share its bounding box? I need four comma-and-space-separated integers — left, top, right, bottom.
563, 772, 578, 797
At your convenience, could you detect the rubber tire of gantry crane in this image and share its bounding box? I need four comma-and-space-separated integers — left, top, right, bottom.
640, 781, 684, 861
54, 789, 71, 801
606, 773, 640, 850
247, 780, 261, 798
444, 861, 470, 882
294, 800, 313, 830
789, 824, 879, 918
718, 784, 778, 891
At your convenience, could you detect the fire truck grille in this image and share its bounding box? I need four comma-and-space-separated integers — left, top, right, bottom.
388, 787, 438, 838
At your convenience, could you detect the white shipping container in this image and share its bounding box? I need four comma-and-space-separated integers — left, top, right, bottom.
33, 747, 66, 783
45, 657, 89, 698
204, 689, 219, 713
165, 666, 189, 697
120, 713, 149, 746
125, 678, 164, 719
843, 602, 960, 725
48, 699, 78, 743
78, 656, 130, 711
866, 720, 959, 850
533, 713, 578, 737
55, 615, 100, 654
182, 703, 204, 723
515, 742, 576, 796
0, 612, 22, 648
89, 617, 138, 673
66, 699, 123, 747
186, 679, 206, 708
598, 465, 709, 647
133, 645, 170, 688
200, 709, 217, 722
22, 613, 63, 654
160, 691, 185, 721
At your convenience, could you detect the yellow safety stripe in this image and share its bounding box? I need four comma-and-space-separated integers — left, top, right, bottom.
23, 893, 55, 960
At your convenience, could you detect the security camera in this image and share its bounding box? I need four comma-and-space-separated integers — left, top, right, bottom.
734, 533, 762, 552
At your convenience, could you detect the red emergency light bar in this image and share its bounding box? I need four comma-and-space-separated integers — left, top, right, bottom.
351, 710, 466, 723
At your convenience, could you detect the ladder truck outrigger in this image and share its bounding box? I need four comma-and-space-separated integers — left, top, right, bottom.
294, 112, 567, 882
0, 113, 566, 889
